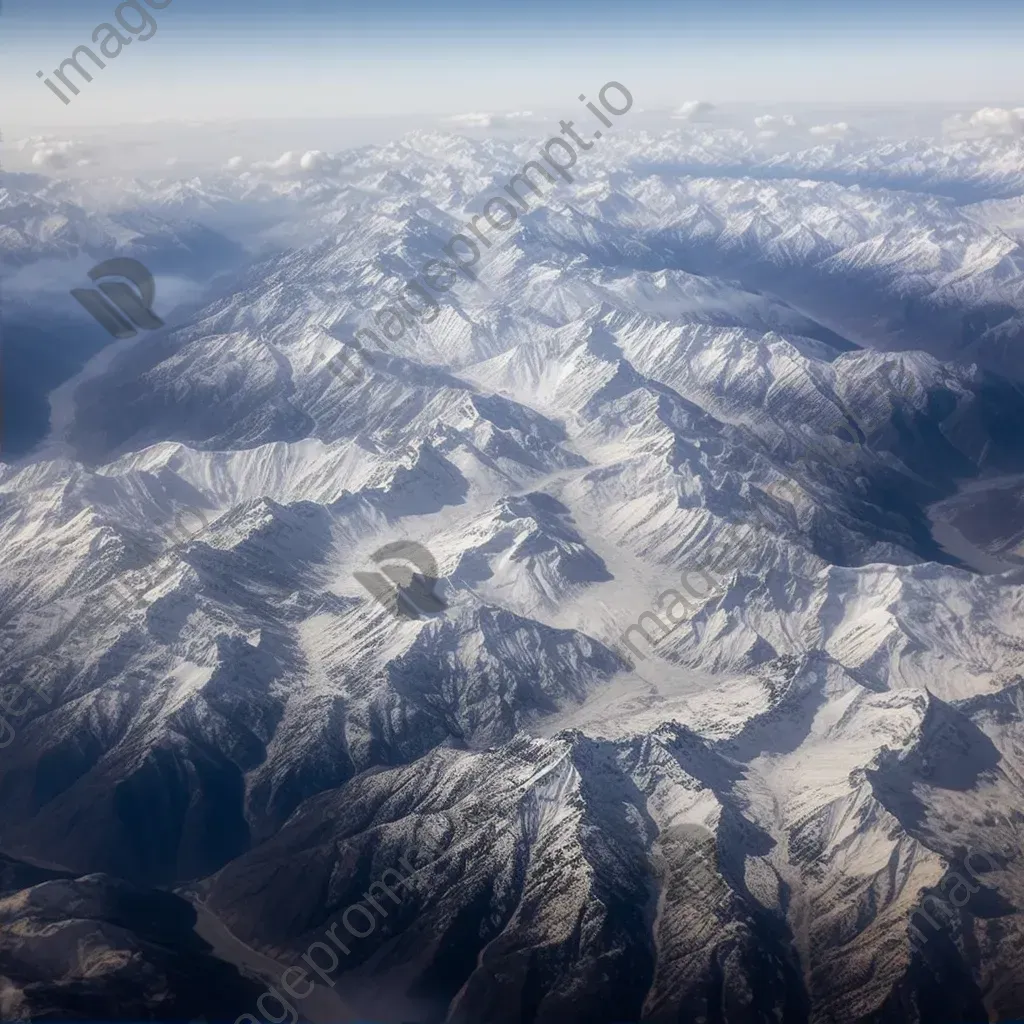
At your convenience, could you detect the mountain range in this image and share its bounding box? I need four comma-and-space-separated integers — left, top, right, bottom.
2, 123, 1024, 1023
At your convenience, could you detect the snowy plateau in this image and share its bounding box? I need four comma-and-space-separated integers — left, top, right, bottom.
3, 121, 1024, 1024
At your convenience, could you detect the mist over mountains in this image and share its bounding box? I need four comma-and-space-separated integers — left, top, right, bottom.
3, 116, 1024, 1023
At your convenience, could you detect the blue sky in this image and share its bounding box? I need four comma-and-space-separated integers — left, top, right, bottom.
3, 0, 1023, 126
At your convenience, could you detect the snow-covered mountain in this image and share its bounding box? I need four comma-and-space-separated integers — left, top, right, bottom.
2, 122, 1024, 1023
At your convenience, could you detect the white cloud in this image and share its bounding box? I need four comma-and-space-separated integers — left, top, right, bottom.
441, 111, 537, 130
944, 106, 1023, 139
299, 149, 332, 172
753, 113, 802, 139
14, 135, 57, 153
671, 100, 715, 122
31, 149, 68, 170
808, 121, 853, 138
20, 137, 91, 172
754, 114, 799, 131
749, 114, 857, 143
971, 107, 1022, 133
247, 149, 341, 176
270, 151, 300, 171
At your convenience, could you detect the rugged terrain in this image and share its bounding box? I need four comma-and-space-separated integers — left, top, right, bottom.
2, 122, 1024, 1022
